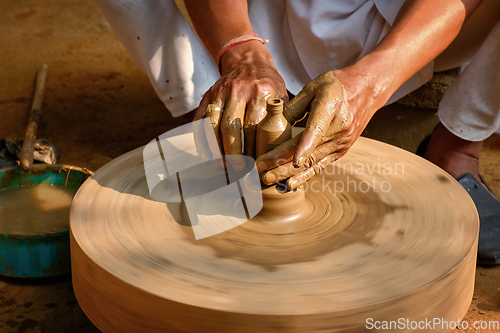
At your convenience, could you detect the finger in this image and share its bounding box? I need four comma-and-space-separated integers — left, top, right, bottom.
193, 99, 224, 161
261, 161, 305, 185
193, 102, 212, 161
244, 125, 257, 159
193, 97, 209, 121
205, 100, 224, 156
243, 91, 270, 159
281, 91, 290, 103
299, 134, 351, 168
293, 81, 344, 167
282, 84, 316, 125
286, 150, 347, 191
220, 96, 246, 171
255, 133, 302, 173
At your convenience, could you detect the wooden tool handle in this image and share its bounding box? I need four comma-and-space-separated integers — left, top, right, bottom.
20, 64, 48, 171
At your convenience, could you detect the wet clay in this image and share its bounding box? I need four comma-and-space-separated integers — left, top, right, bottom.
282, 72, 352, 166
255, 98, 308, 220
0, 183, 77, 234
256, 98, 292, 158
220, 96, 244, 156
243, 91, 274, 158
71, 134, 478, 332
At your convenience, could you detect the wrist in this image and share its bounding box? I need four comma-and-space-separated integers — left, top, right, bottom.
219, 39, 273, 75
217, 35, 269, 73
329, 66, 383, 120
333, 54, 398, 115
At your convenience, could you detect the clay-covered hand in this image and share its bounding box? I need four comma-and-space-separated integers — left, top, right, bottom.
193, 42, 288, 169
256, 69, 377, 190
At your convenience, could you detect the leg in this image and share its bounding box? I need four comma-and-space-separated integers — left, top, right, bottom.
426, 18, 500, 265
424, 123, 483, 181
421, 1, 500, 177
427, 18, 500, 176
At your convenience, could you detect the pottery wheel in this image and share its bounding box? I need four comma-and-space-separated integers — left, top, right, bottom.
70, 134, 478, 333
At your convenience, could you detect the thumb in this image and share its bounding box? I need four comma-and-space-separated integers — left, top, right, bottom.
283, 85, 316, 125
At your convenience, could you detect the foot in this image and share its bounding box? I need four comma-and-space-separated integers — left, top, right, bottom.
424, 123, 500, 265
458, 173, 500, 265
424, 123, 483, 182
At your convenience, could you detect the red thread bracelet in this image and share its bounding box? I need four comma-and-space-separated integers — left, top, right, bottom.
216, 35, 269, 74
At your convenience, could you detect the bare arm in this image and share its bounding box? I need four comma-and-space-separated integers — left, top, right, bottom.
354, 0, 481, 109
185, 0, 287, 164
185, 0, 255, 60
258, 0, 482, 189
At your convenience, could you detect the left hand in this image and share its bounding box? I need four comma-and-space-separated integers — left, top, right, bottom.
256, 69, 378, 190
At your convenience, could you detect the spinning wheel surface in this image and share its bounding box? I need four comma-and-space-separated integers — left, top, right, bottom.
70, 134, 478, 332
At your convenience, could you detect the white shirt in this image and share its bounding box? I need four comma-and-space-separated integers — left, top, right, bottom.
96, 0, 433, 117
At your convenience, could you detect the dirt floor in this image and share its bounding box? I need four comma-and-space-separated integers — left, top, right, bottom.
0, 0, 499, 332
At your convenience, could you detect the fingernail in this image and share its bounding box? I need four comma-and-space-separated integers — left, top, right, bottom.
294, 156, 305, 168
287, 179, 297, 191
263, 172, 276, 184
256, 161, 268, 173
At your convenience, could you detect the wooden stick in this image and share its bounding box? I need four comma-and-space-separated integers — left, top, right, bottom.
19, 64, 48, 171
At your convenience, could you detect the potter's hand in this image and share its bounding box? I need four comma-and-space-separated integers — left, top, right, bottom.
256, 69, 376, 190
193, 42, 288, 167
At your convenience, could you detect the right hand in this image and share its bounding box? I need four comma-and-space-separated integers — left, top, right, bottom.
193, 41, 288, 169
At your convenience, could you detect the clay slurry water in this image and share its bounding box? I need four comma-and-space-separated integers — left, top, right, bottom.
0, 183, 77, 235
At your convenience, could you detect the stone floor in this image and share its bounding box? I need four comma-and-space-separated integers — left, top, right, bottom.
1, 1, 499, 332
